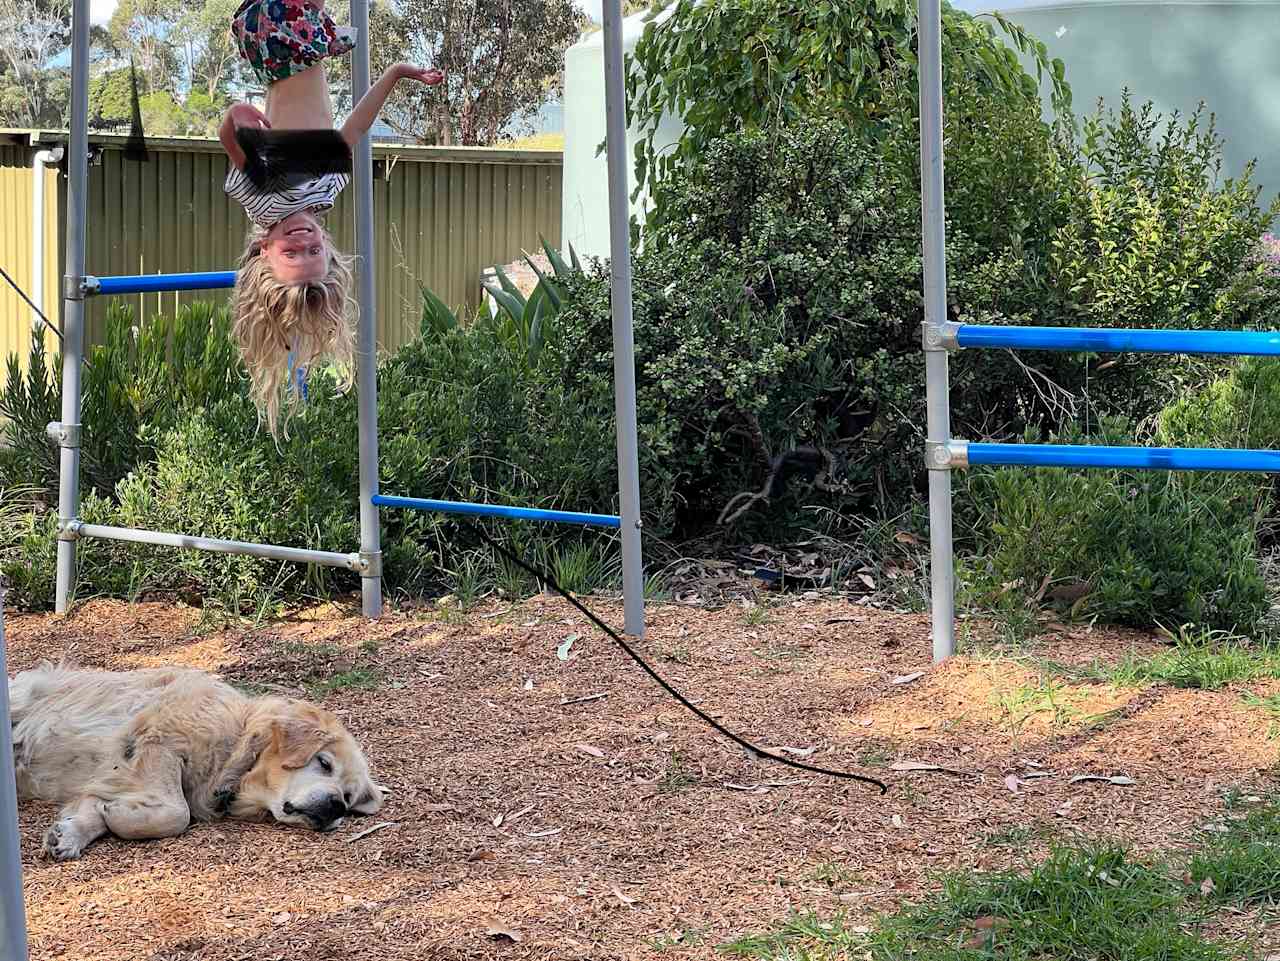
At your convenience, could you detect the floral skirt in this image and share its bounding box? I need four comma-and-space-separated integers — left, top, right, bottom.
231, 0, 356, 86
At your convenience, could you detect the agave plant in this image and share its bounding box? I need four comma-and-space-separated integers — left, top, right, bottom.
481, 236, 584, 367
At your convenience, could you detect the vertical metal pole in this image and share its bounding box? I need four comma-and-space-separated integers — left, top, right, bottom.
0, 581, 30, 961
919, 0, 955, 662
55, 0, 91, 615
600, 0, 645, 637
351, 0, 382, 617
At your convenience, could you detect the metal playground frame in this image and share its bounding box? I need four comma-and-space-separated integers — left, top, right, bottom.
46, 0, 647, 630
917, 0, 1280, 663
6, 0, 1274, 953
0, 0, 645, 953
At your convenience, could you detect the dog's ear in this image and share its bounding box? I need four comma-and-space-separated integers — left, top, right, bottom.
349, 779, 386, 815
271, 716, 334, 770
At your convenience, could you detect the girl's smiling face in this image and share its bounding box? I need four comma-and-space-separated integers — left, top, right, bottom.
261, 210, 328, 284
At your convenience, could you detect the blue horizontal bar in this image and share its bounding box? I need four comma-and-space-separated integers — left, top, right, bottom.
93, 271, 237, 295
968, 443, 1280, 473
956, 324, 1280, 356
371, 494, 621, 528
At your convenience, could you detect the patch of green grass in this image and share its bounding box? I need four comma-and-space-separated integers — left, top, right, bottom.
452, 551, 492, 607
992, 675, 1081, 742
495, 557, 536, 600
1188, 794, 1280, 906
280, 638, 341, 661
550, 541, 614, 596
648, 927, 708, 952
856, 746, 892, 769
657, 751, 696, 794
808, 862, 860, 889
1241, 690, 1280, 739
981, 825, 1044, 849
661, 643, 692, 665
721, 913, 861, 959
744, 604, 774, 627
644, 572, 672, 601
724, 845, 1234, 961
359, 638, 380, 654
305, 668, 382, 697
1046, 627, 1280, 692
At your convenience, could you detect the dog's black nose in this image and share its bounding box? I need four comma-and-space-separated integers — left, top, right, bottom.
311, 795, 347, 826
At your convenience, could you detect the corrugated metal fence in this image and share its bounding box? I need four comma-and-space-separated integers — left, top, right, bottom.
0, 130, 563, 365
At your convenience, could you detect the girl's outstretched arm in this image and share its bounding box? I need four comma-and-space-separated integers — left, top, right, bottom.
341, 63, 444, 147
219, 102, 272, 170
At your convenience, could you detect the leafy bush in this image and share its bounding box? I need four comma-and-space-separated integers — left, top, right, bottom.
1035, 96, 1280, 419
559, 101, 1070, 530
627, 0, 1070, 197
1, 300, 627, 608
1159, 357, 1280, 452
961, 420, 1267, 633
0, 301, 243, 500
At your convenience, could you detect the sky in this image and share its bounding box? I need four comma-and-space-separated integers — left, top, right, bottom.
90, 0, 116, 25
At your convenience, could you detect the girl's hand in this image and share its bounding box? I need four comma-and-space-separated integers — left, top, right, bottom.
393, 63, 445, 85
228, 102, 271, 130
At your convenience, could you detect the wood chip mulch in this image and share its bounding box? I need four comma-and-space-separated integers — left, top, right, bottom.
5, 596, 1278, 961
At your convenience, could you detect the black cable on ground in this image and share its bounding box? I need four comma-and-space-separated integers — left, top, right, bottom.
459, 519, 889, 794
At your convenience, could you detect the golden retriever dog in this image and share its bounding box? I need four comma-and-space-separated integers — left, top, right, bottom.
9, 664, 385, 860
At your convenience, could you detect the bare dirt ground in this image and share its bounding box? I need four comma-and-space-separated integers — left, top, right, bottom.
6, 595, 1279, 961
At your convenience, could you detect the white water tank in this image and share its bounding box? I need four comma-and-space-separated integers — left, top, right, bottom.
561, 9, 686, 259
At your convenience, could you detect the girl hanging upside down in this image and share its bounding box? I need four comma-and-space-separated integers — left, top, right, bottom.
220, 0, 442, 436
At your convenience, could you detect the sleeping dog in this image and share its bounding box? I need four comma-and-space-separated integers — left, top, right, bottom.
9, 665, 385, 859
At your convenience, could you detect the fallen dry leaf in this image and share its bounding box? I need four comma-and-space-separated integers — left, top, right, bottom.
611, 885, 639, 907
892, 672, 925, 686
345, 821, 396, 843
973, 915, 1011, 931
778, 745, 816, 758
890, 760, 964, 775
484, 919, 523, 943
468, 849, 497, 862
1004, 774, 1021, 793
576, 743, 605, 759
1200, 876, 1217, 897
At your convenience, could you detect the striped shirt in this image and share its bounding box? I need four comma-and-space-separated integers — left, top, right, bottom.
224, 166, 349, 229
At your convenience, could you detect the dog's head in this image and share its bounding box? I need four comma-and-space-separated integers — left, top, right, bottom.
231, 699, 385, 832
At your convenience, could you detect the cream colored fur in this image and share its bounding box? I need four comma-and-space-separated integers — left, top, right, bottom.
9, 664, 384, 860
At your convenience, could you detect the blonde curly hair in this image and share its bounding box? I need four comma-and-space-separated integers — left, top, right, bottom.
232, 222, 357, 437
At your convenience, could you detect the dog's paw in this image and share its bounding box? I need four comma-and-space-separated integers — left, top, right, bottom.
212, 787, 237, 814
42, 821, 84, 861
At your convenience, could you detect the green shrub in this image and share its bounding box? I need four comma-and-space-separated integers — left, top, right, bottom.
559, 104, 1063, 530
962, 420, 1267, 633
627, 0, 1070, 198
1159, 356, 1280, 451
1036, 96, 1280, 419
1, 300, 630, 609
0, 301, 244, 500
